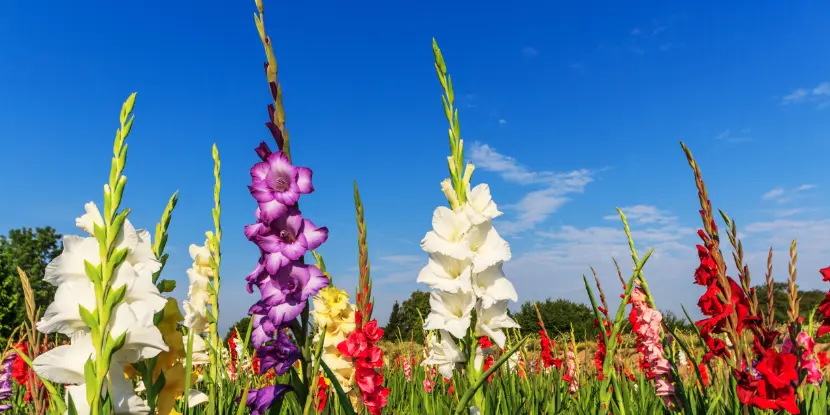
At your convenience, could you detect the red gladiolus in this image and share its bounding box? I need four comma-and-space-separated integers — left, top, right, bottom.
735, 349, 800, 414
537, 325, 561, 370
336, 319, 388, 415
817, 351, 829, 369
11, 342, 44, 403
817, 266, 830, 338
315, 375, 328, 411
478, 337, 496, 383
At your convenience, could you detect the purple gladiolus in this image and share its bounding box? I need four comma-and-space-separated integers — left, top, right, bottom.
245, 206, 329, 271
248, 151, 314, 224
244, 138, 329, 414
0, 351, 15, 413
258, 330, 302, 375
246, 385, 293, 415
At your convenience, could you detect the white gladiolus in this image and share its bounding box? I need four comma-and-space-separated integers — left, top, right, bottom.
182, 241, 213, 333
419, 173, 519, 379
33, 204, 169, 415
421, 330, 466, 379
424, 290, 476, 338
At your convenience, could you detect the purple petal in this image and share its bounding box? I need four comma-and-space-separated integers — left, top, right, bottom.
259, 331, 301, 375
266, 301, 305, 327
283, 207, 304, 235
296, 167, 314, 194
245, 261, 268, 294
258, 200, 288, 224
300, 219, 328, 251
244, 222, 267, 240
300, 265, 329, 301
280, 239, 308, 262
263, 252, 290, 274
246, 385, 293, 415
267, 152, 297, 180
272, 186, 300, 206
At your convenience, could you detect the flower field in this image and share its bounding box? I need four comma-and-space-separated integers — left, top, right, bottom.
2, 1, 830, 415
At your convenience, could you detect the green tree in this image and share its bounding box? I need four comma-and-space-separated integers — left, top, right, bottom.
514, 298, 594, 340
0, 226, 62, 343
755, 282, 826, 324
389, 291, 431, 344
383, 301, 403, 341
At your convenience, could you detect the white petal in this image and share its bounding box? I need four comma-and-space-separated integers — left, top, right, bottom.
416, 253, 473, 293
472, 265, 518, 308
127, 229, 161, 275
37, 280, 96, 335
188, 390, 209, 407
66, 384, 92, 415
468, 223, 511, 273
33, 341, 92, 385
109, 359, 150, 415
44, 236, 100, 286
75, 202, 104, 235
475, 301, 520, 349
465, 184, 502, 225
432, 206, 471, 241
424, 291, 474, 338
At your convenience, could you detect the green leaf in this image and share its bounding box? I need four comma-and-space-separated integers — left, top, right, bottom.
320, 360, 358, 415
156, 279, 176, 293
152, 371, 166, 397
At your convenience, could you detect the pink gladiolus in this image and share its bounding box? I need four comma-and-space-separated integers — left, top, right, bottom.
629, 287, 678, 409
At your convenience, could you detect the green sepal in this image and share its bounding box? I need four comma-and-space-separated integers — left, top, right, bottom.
113, 175, 127, 208
108, 210, 131, 247
121, 116, 134, 142
156, 279, 176, 293
108, 331, 127, 355
78, 305, 100, 335
83, 358, 97, 403
108, 246, 130, 274
93, 222, 107, 245
84, 260, 103, 284
107, 284, 127, 310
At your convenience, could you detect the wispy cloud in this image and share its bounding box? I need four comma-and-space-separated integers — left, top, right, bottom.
468, 142, 594, 234
498, 119, 507, 126
715, 129, 752, 143
761, 184, 815, 204
782, 82, 830, 107
522, 46, 539, 57
603, 205, 676, 224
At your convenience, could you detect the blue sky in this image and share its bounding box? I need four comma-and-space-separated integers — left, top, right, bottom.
3, 1, 830, 333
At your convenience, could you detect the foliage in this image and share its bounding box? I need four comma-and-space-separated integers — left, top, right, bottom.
383, 291, 430, 343
0, 227, 62, 343
514, 298, 594, 340
755, 281, 826, 324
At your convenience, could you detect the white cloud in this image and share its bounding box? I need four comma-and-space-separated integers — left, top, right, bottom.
498, 119, 507, 126
502, 205, 830, 322
469, 142, 594, 234
761, 184, 815, 204
603, 205, 676, 225
782, 83, 830, 106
